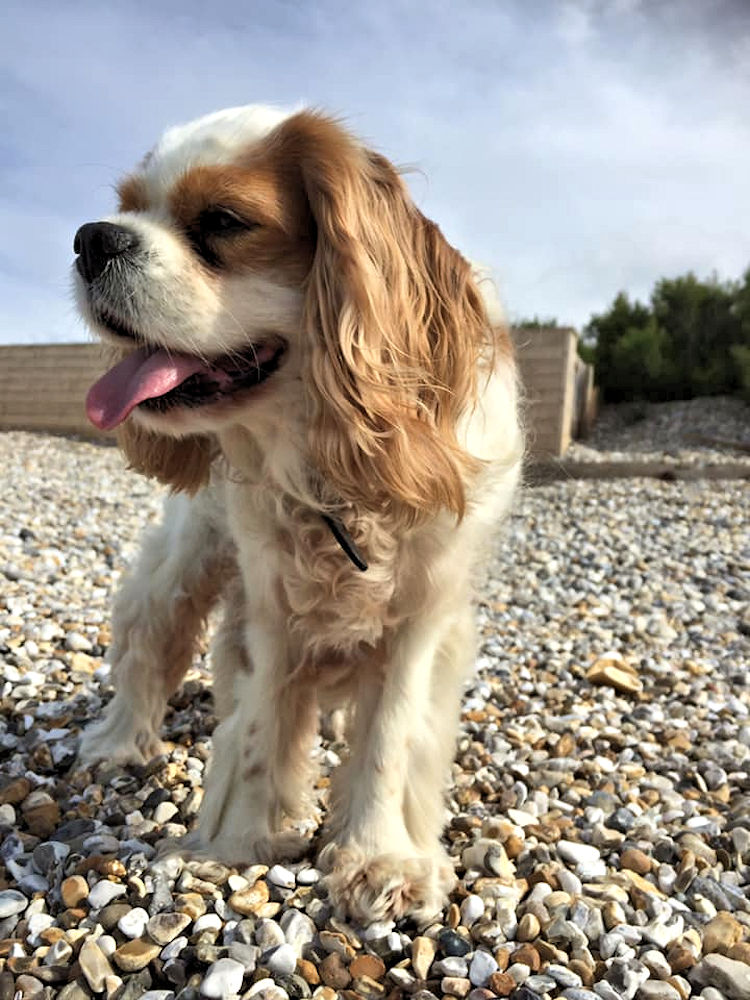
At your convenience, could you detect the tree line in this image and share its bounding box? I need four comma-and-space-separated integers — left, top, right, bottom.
518, 269, 750, 403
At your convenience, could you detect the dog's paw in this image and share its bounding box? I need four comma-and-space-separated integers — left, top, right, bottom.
77, 698, 163, 767
319, 844, 455, 924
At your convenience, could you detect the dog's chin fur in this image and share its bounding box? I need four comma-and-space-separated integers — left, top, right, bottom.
76, 104, 523, 922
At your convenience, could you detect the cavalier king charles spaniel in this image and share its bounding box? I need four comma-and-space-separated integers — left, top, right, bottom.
75, 105, 522, 923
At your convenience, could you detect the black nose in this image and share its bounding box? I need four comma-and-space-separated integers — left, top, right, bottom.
73, 222, 140, 283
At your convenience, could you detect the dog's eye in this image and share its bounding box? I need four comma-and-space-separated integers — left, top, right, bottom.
199, 208, 256, 236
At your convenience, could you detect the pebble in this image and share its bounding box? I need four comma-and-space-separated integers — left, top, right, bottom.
517, 913, 541, 941
79, 937, 115, 992
112, 938, 161, 971
0, 889, 27, 918
118, 906, 150, 938
701, 912, 744, 954
147, 911, 192, 945
88, 879, 128, 909
638, 984, 682, 1000
265, 943, 297, 975
469, 950, 499, 987
201, 957, 246, 997
268, 864, 296, 888
440, 929, 473, 957
690, 954, 750, 998
460, 894, 485, 927
412, 936, 437, 979
280, 908, 316, 954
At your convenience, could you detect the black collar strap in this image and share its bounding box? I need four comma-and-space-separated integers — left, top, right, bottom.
322, 514, 368, 572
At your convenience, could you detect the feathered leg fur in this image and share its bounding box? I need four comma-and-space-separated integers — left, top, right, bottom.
79, 491, 229, 765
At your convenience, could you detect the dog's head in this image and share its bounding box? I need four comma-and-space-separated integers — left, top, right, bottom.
75, 105, 507, 517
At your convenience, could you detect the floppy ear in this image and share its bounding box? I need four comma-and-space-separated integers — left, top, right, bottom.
116, 421, 214, 494
99, 345, 214, 493
276, 111, 502, 523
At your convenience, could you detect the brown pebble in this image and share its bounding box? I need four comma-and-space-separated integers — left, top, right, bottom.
504, 834, 525, 859
229, 880, 270, 916
516, 913, 541, 942
112, 937, 161, 972
411, 936, 437, 980
493, 948, 511, 972
586, 657, 643, 694
667, 943, 696, 973
7, 955, 38, 974
728, 942, 750, 965
702, 912, 744, 955
350, 955, 386, 980
312, 989, 337, 1000
22, 801, 61, 838
175, 893, 207, 921
441, 977, 471, 999
146, 911, 192, 946
39, 928, 66, 946
75, 856, 126, 878
510, 944, 540, 972
0, 777, 31, 805
620, 847, 652, 875
666, 976, 691, 1000
58, 907, 87, 930
12, 974, 44, 1000
320, 953, 351, 989
568, 958, 595, 986
535, 939, 564, 962
352, 974, 386, 998
488, 972, 516, 997
297, 958, 321, 985
61, 876, 89, 908
447, 903, 461, 929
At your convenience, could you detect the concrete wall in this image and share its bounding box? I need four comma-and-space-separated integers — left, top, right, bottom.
0, 333, 593, 457
0, 343, 111, 439
511, 326, 581, 458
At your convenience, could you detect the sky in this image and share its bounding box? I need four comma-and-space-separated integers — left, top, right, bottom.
1, 0, 749, 344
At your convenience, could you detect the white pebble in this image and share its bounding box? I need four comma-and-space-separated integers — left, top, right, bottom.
296, 867, 321, 885
26, 913, 55, 945
460, 893, 484, 927
153, 801, 179, 824
193, 913, 223, 934
267, 864, 296, 889
117, 906, 150, 939
87, 880, 127, 909
557, 840, 601, 866
469, 949, 498, 986
265, 943, 296, 976
97, 935, 117, 957
201, 957, 246, 998
160, 936, 188, 961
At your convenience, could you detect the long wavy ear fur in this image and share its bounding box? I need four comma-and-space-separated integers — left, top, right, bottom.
275, 111, 504, 524
99, 346, 213, 494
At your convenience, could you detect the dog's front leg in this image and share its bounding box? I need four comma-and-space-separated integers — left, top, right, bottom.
320, 610, 473, 923
79, 491, 228, 766
192, 620, 318, 864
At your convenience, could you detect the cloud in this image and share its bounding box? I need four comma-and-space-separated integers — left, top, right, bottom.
0, 0, 748, 342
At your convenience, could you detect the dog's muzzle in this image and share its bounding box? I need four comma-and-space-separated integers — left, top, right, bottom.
74, 222, 140, 284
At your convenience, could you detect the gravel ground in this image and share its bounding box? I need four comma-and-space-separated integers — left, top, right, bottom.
567, 396, 750, 467
1, 425, 749, 1000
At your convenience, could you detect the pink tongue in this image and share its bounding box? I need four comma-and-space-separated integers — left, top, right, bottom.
86, 348, 212, 430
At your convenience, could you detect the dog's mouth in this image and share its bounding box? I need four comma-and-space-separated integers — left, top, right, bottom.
85, 330, 287, 431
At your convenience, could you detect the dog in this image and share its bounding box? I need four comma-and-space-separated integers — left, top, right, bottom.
75, 105, 523, 923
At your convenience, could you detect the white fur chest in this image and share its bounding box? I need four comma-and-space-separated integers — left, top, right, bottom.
224, 477, 400, 664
